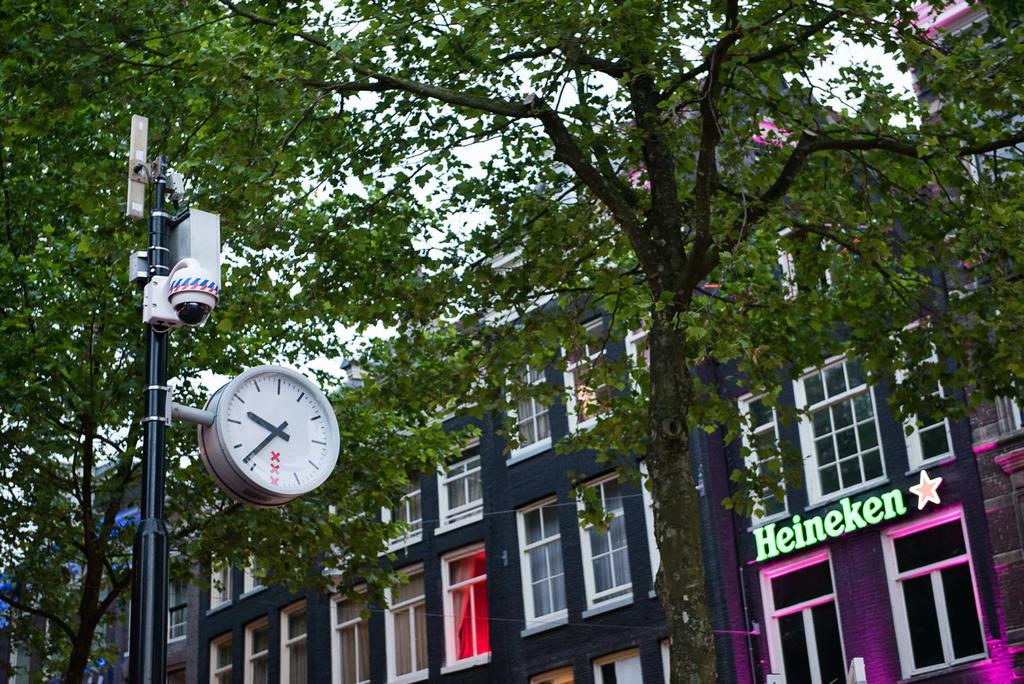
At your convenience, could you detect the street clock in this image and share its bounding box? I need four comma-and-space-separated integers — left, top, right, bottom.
198, 365, 340, 507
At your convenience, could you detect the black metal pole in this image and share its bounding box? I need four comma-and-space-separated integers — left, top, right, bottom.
129, 156, 170, 684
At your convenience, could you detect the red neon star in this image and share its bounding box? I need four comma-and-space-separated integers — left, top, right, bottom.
909, 469, 942, 510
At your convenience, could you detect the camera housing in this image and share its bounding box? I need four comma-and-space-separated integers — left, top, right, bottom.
142, 258, 220, 328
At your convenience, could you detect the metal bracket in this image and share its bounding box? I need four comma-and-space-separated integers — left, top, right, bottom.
130, 158, 165, 185
129, 250, 149, 286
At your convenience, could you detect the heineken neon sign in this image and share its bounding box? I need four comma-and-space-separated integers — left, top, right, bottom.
754, 489, 908, 561
753, 470, 943, 562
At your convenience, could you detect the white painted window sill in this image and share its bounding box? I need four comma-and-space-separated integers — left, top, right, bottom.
434, 514, 483, 536
582, 594, 633, 619
387, 670, 429, 684
206, 601, 231, 615
239, 586, 266, 600
440, 653, 491, 674
906, 455, 956, 476
747, 510, 790, 532
805, 476, 889, 511
520, 612, 569, 638
508, 439, 553, 466
167, 635, 187, 644
382, 535, 423, 556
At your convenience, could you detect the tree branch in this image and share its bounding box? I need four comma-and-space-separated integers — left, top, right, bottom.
217, 0, 531, 119
0, 590, 75, 640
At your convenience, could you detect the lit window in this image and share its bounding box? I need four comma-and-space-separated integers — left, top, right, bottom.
593, 648, 642, 683
579, 476, 632, 607
882, 510, 986, 677
281, 602, 307, 683
531, 666, 574, 684
244, 620, 269, 684
439, 445, 483, 529
386, 567, 428, 680
761, 552, 845, 684
168, 579, 187, 641
333, 587, 370, 684
738, 394, 787, 521
565, 318, 612, 430
210, 562, 232, 608
511, 366, 552, 458
443, 546, 490, 665
795, 358, 885, 502
639, 462, 660, 583
518, 499, 566, 626
210, 634, 233, 684
383, 480, 423, 548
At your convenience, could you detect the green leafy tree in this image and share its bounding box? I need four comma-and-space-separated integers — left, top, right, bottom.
3, 1, 1024, 683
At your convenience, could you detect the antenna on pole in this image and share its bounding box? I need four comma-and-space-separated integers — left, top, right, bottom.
126, 115, 149, 219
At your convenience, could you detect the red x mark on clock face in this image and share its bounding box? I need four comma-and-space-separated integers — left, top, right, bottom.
270, 451, 281, 485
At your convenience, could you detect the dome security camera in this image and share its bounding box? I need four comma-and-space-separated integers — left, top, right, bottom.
142, 258, 220, 329
166, 258, 219, 327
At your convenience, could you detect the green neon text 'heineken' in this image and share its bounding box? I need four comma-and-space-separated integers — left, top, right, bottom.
753, 489, 908, 562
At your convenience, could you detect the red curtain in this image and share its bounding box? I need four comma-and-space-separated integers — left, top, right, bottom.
455, 552, 489, 659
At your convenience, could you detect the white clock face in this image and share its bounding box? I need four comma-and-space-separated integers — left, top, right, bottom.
200, 365, 340, 506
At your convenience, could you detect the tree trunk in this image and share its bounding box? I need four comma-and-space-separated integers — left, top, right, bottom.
646, 308, 717, 683
63, 622, 94, 684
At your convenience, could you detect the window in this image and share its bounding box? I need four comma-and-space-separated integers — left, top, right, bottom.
593, 649, 642, 684
439, 445, 483, 530
386, 566, 427, 681
210, 562, 232, 608
625, 327, 649, 372
244, 620, 269, 684
511, 366, 552, 458
333, 588, 371, 684
281, 602, 307, 683
995, 395, 1022, 434
882, 509, 986, 677
167, 670, 186, 684
243, 559, 265, 594
518, 499, 566, 626
383, 480, 423, 548
565, 318, 611, 430
795, 358, 885, 502
579, 476, 632, 607
639, 462, 660, 583
738, 394, 787, 521
896, 349, 953, 469
168, 579, 187, 641
443, 546, 490, 665
531, 666, 574, 684
761, 552, 845, 684
210, 634, 233, 684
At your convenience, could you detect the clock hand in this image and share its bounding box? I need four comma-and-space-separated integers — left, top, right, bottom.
246, 411, 291, 442
242, 420, 289, 464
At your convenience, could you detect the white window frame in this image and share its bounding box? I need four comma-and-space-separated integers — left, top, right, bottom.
332, 586, 371, 684
242, 559, 265, 595
661, 640, 670, 682
437, 447, 483, 532
881, 507, 988, 678
898, 354, 954, 470
593, 648, 642, 684
168, 577, 188, 642
210, 633, 233, 684
381, 480, 424, 550
794, 356, 887, 504
737, 393, 788, 524
441, 544, 491, 669
624, 327, 649, 380
509, 366, 553, 462
565, 318, 610, 432
517, 497, 567, 627
760, 550, 845, 684
996, 395, 1022, 434
244, 619, 269, 684
385, 565, 428, 683
280, 601, 308, 684
210, 562, 232, 609
639, 462, 660, 585
578, 474, 633, 608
